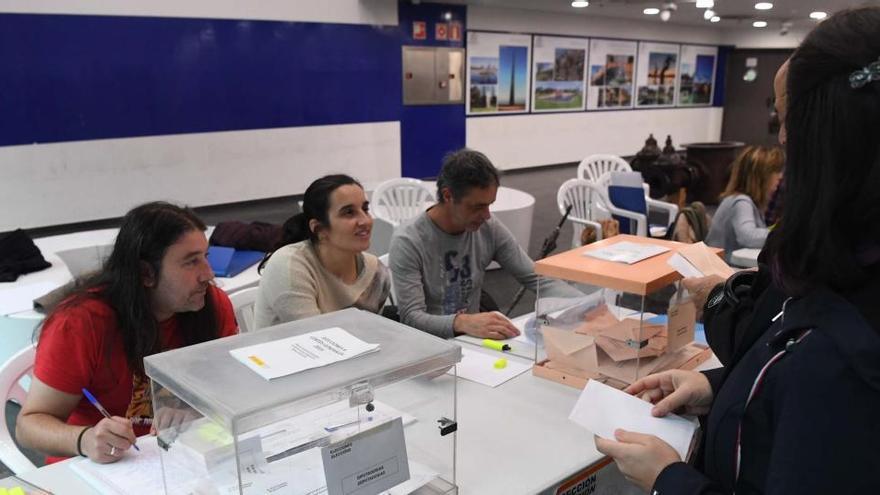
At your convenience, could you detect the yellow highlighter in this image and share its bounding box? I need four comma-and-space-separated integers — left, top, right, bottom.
482, 339, 511, 352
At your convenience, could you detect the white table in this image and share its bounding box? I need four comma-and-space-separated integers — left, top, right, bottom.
0, 227, 260, 318
730, 248, 760, 268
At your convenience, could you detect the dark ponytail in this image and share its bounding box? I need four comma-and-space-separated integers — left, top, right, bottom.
259, 174, 362, 273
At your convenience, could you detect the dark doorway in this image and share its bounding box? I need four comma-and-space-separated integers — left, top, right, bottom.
721, 49, 793, 146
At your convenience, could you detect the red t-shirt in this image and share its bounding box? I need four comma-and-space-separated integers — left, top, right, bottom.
34, 285, 237, 463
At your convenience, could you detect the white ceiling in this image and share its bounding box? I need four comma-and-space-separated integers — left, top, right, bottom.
447, 0, 877, 29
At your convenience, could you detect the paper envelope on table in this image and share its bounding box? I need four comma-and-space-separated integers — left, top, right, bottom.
543, 326, 598, 372
594, 319, 667, 362
575, 303, 621, 336
672, 242, 736, 279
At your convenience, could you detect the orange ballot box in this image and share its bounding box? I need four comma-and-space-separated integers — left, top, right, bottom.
532, 234, 720, 389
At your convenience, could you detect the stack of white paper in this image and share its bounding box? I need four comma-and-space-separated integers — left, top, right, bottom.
230, 327, 379, 380
569, 380, 699, 460
583, 241, 670, 265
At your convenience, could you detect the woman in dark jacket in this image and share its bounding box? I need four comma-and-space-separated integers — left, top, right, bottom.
596, 7, 880, 494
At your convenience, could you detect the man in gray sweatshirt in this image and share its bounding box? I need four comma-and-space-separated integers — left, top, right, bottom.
389, 148, 579, 340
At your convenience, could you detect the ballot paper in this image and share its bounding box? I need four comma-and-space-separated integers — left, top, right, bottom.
667, 242, 735, 279
569, 380, 699, 460
230, 327, 379, 380
70, 436, 201, 495
583, 241, 670, 264
446, 347, 532, 387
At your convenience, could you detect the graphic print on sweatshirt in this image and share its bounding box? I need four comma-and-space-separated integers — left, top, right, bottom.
441, 250, 473, 314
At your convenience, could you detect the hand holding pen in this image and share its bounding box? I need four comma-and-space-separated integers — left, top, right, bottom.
80, 388, 139, 464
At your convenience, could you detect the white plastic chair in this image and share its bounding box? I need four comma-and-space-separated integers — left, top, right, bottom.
371, 178, 434, 227
228, 286, 259, 333
577, 154, 633, 182
557, 179, 638, 248
0, 343, 37, 474
595, 172, 678, 237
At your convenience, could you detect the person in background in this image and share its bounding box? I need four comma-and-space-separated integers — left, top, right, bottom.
253, 174, 389, 328
596, 7, 880, 493
705, 145, 784, 262
389, 148, 581, 340
17, 202, 238, 464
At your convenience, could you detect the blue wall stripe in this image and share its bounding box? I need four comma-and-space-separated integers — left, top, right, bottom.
0, 14, 401, 147
398, 1, 467, 178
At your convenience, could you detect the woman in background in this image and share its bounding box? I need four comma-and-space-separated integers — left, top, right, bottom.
253, 174, 390, 328
705, 145, 784, 262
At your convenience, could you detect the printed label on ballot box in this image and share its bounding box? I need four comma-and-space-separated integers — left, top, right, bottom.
322, 417, 410, 495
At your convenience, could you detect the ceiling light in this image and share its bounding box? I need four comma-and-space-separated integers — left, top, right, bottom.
704, 9, 716, 20
660, 9, 672, 21
571, 0, 590, 7
710, 15, 721, 22
696, 0, 714, 8
810, 11, 828, 20
753, 20, 768, 27
643, 7, 660, 15
754, 2, 773, 10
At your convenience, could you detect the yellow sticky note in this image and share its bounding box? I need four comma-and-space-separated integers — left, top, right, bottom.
9, 487, 25, 495
248, 355, 265, 367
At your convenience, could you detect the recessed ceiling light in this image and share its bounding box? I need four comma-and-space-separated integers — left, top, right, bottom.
754, 2, 773, 10
710, 15, 721, 23
704, 9, 716, 20
810, 11, 828, 20
643, 7, 660, 15
571, 0, 590, 7
753, 20, 768, 27
696, 0, 714, 8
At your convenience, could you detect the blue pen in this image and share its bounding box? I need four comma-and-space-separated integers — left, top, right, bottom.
82, 388, 140, 452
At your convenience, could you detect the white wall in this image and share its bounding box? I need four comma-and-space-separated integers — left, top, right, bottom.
0, 123, 401, 231
469, 108, 723, 170
467, 7, 725, 170
721, 26, 808, 49
0, 0, 398, 24
469, 7, 724, 44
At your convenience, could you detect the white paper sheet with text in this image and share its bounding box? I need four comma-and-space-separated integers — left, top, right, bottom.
569, 380, 699, 460
230, 328, 379, 380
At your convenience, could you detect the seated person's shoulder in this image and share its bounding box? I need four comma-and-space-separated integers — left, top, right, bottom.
43, 293, 116, 335
264, 241, 314, 273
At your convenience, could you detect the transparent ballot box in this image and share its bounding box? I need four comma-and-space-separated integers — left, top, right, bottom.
144, 308, 461, 495
532, 234, 714, 389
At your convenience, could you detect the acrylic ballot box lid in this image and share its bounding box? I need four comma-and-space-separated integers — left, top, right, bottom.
144, 308, 461, 434
534, 234, 723, 295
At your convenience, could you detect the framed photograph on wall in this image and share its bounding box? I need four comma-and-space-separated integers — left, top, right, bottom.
635, 42, 680, 108
677, 45, 717, 106
466, 31, 532, 115
586, 38, 637, 110
531, 35, 588, 112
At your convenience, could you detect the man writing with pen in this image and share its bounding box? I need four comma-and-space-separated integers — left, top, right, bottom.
16, 202, 238, 464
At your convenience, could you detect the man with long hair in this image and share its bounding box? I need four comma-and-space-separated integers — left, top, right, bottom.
16, 202, 237, 464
